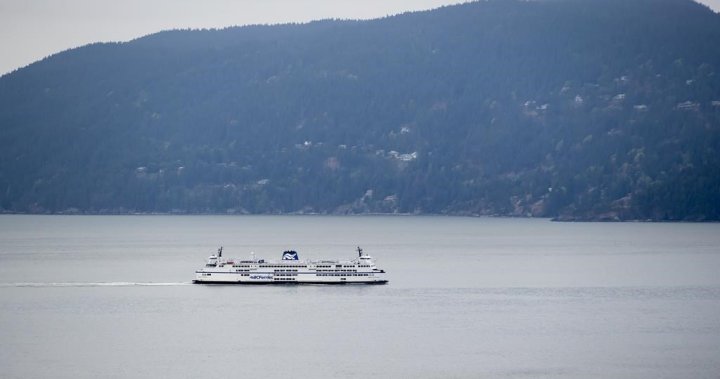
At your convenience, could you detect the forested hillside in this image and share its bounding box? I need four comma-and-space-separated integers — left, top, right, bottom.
1, 0, 719, 220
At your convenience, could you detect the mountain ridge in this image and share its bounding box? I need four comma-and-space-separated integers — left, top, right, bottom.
1, 0, 719, 220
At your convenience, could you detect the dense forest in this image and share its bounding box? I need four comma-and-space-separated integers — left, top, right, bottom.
1, 0, 719, 220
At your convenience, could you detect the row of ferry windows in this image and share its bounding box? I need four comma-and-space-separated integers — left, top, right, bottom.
317, 269, 357, 272
233, 265, 305, 268
236, 268, 366, 273
317, 273, 371, 277
232, 264, 372, 268
235, 268, 299, 272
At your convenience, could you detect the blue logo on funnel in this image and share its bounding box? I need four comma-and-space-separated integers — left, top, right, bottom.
282, 251, 299, 260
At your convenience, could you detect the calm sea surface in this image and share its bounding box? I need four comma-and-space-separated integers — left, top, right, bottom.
1, 215, 719, 378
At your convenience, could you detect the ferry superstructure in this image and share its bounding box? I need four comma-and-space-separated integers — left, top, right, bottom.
193, 247, 388, 284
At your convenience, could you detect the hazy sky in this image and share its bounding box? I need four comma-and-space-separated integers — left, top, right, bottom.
1, 0, 719, 76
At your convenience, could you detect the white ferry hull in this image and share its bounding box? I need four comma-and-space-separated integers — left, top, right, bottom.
192, 275, 388, 285
193, 247, 389, 285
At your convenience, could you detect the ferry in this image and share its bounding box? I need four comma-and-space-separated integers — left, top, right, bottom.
193, 247, 388, 284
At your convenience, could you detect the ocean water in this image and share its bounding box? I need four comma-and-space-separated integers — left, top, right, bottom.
0, 215, 719, 378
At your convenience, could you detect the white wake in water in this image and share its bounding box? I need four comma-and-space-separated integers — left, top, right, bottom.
0, 282, 192, 287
